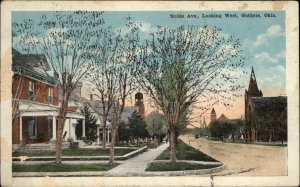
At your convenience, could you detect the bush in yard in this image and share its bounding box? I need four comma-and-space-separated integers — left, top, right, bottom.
77, 105, 98, 144
128, 111, 149, 145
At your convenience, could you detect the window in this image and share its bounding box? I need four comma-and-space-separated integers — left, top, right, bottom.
28, 117, 36, 139
48, 87, 53, 105
28, 81, 35, 101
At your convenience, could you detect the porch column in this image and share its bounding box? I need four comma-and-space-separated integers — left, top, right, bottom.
72, 123, 76, 139
19, 116, 23, 144
52, 116, 56, 140
68, 118, 71, 138
97, 127, 100, 144
82, 119, 86, 137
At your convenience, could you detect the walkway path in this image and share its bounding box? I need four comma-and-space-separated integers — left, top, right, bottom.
107, 143, 169, 174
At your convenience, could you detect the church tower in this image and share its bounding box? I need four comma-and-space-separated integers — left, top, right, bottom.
210, 108, 217, 124
245, 67, 263, 117
134, 92, 145, 117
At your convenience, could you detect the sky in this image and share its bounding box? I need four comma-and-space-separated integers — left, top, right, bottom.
12, 11, 286, 125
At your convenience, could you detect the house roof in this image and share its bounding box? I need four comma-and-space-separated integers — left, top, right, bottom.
68, 95, 136, 126
12, 48, 57, 85
251, 96, 287, 116
217, 113, 229, 123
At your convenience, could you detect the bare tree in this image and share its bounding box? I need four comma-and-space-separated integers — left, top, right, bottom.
88, 17, 141, 163
86, 28, 117, 149
136, 25, 244, 163
12, 11, 105, 164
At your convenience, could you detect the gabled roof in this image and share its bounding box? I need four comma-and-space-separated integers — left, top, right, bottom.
12, 48, 57, 85
217, 113, 229, 123
69, 95, 136, 125
251, 96, 287, 116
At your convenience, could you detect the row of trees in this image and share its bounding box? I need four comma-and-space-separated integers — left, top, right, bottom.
209, 120, 245, 141
13, 11, 244, 164
75, 109, 167, 146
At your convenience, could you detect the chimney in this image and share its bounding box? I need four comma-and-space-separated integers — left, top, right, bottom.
90, 94, 93, 101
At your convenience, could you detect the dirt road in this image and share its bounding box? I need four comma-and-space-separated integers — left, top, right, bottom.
181, 135, 287, 176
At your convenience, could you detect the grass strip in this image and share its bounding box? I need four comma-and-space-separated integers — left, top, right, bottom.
146, 162, 217, 171
13, 148, 135, 157
12, 163, 118, 172
155, 139, 217, 162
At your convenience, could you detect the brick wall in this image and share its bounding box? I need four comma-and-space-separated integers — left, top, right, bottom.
12, 74, 58, 106
12, 74, 59, 144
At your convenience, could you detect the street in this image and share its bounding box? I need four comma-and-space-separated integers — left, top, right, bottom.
181, 135, 287, 176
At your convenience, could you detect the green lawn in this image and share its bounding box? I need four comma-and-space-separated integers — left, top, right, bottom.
12, 163, 118, 172
12, 148, 136, 157
146, 162, 217, 171
155, 139, 217, 162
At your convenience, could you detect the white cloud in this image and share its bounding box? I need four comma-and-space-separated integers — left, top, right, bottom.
270, 65, 285, 73
253, 25, 284, 47
139, 22, 152, 33
116, 21, 153, 35
254, 52, 278, 64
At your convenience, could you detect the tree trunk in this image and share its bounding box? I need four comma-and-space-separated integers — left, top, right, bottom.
55, 87, 71, 164
55, 117, 64, 164
109, 126, 117, 164
269, 132, 272, 143
55, 102, 69, 164
102, 117, 107, 149
170, 130, 176, 163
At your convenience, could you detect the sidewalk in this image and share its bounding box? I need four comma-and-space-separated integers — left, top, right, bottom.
107, 142, 169, 174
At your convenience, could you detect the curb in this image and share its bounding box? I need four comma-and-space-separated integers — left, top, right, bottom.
12, 146, 148, 162
153, 160, 222, 165
13, 165, 224, 177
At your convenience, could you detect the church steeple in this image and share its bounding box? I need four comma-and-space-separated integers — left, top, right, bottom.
245, 67, 263, 117
247, 67, 263, 97
250, 66, 256, 82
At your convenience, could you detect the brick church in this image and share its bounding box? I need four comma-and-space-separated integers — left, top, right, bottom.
244, 67, 287, 142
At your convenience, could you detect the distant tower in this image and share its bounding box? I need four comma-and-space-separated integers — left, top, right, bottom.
203, 117, 207, 128
210, 108, 217, 124
134, 92, 145, 117
245, 67, 263, 118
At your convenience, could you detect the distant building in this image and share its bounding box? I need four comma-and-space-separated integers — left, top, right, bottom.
200, 117, 207, 128
134, 92, 145, 117
244, 67, 287, 142
209, 109, 240, 125
217, 113, 230, 123
245, 67, 263, 118
210, 108, 217, 124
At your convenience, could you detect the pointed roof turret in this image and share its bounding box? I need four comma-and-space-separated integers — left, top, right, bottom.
211, 108, 216, 114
